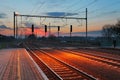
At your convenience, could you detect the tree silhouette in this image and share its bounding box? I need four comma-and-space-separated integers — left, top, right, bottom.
102, 20, 120, 48
102, 20, 120, 38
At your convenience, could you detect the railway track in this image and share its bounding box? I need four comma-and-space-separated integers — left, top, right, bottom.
25, 44, 96, 80
59, 49, 120, 68
22, 43, 120, 80
42, 49, 120, 80
76, 48, 120, 60
27, 49, 62, 80
34, 49, 96, 80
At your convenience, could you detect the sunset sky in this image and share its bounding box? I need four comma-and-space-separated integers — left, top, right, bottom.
0, 0, 120, 37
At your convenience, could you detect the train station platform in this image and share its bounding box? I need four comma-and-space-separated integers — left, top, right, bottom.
0, 48, 48, 80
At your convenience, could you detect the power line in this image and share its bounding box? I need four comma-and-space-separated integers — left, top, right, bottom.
61, 0, 97, 18
14, 8, 88, 39
62, 0, 82, 11
73, 0, 98, 12
34, 2, 45, 14
30, 1, 45, 14
88, 0, 120, 14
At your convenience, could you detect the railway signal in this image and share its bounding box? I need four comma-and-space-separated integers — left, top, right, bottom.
45, 25, 47, 37
32, 24, 34, 34
70, 25, 72, 39
58, 26, 60, 37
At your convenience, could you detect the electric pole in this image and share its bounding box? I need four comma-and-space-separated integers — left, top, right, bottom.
49, 23, 51, 36
16, 16, 18, 38
13, 12, 16, 38
86, 8, 88, 45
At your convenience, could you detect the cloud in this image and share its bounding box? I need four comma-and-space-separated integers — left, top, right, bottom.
0, 13, 7, 18
0, 25, 13, 36
0, 25, 12, 30
60, 30, 102, 37
24, 21, 33, 27
23, 21, 41, 29
45, 12, 78, 17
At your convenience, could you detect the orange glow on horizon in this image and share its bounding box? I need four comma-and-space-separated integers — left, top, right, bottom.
23, 28, 48, 37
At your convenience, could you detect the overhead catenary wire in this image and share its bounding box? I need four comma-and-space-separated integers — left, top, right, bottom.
72, 0, 120, 20
30, 1, 45, 15
72, 0, 98, 12
33, 2, 45, 14
82, 0, 120, 26
26, 1, 46, 26
62, 0, 83, 12
89, 0, 120, 14
14, 8, 88, 39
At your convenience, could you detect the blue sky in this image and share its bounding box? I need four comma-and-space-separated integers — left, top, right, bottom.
0, 0, 120, 36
